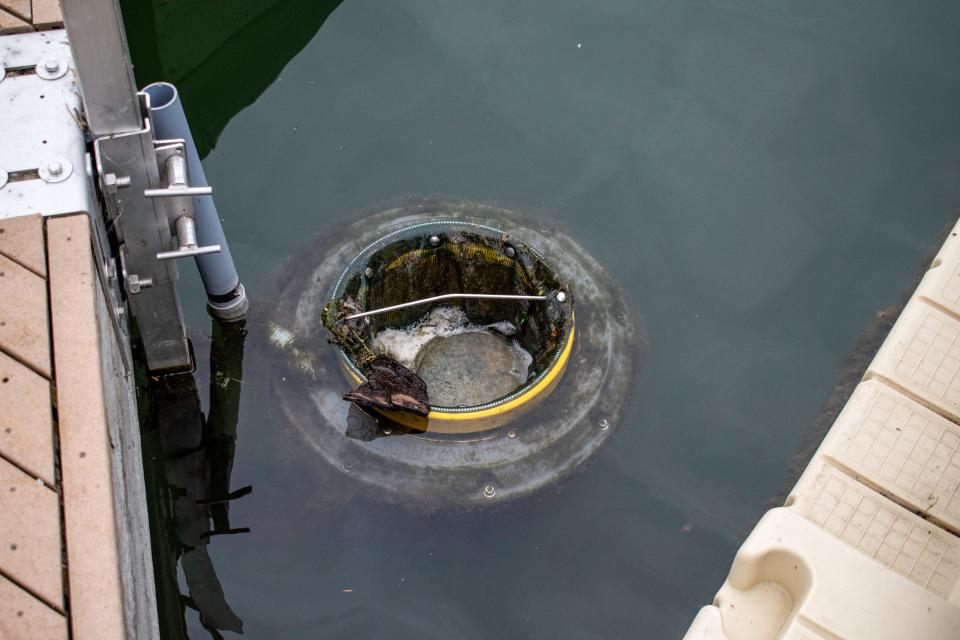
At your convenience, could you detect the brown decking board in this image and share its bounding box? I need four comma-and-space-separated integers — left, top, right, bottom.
47, 214, 126, 640
0, 211, 130, 638
0, 214, 47, 278
0, 0, 58, 33
0, 350, 55, 486
0, 253, 51, 377
0, 572, 67, 640
0, 456, 63, 611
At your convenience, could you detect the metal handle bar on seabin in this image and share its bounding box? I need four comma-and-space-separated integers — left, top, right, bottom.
344, 291, 567, 321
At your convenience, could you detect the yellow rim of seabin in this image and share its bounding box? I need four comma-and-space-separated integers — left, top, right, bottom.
342, 316, 575, 435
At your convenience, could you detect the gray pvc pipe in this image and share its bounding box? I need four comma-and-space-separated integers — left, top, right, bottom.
144, 82, 247, 321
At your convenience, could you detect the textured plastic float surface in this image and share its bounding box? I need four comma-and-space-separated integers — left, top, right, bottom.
683, 214, 960, 639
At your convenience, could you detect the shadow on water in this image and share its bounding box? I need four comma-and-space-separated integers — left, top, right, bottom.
141, 320, 250, 639
119, 0, 343, 158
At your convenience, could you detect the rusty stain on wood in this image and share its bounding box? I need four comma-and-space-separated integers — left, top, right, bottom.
0, 214, 46, 278
47, 215, 125, 640
0, 254, 50, 377
0, 350, 54, 486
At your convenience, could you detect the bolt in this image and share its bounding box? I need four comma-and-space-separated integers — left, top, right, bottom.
47, 160, 63, 176
598, 418, 609, 430
505, 246, 516, 258
364, 267, 374, 278
483, 485, 496, 498
103, 173, 131, 193
383, 428, 392, 435
127, 274, 153, 294
43, 59, 59, 73
429, 235, 440, 246
556, 291, 567, 303
507, 430, 517, 439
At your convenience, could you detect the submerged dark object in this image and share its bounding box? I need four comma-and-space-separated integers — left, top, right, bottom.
258, 196, 639, 508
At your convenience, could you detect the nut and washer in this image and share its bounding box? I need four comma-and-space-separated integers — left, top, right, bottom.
38, 158, 72, 183
482, 485, 497, 498
35, 57, 68, 80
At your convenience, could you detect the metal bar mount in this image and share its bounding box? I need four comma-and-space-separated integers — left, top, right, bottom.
148, 151, 222, 262
344, 291, 567, 321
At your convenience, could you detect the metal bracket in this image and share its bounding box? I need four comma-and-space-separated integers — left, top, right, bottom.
93, 95, 192, 373
149, 143, 222, 262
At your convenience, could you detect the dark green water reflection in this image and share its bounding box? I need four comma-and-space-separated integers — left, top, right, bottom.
124, 1, 960, 637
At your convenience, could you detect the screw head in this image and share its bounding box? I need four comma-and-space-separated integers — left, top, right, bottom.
483, 485, 496, 498
429, 235, 441, 246
598, 418, 610, 430
507, 430, 517, 439
505, 246, 516, 258
364, 267, 374, 278
556, 291, 567, 303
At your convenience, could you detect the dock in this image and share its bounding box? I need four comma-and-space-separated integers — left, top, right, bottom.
0, 8, 159, 639
684, 222, 960, 636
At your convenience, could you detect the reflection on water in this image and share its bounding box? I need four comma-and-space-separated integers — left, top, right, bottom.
120, 0, 343, 157
143, 321, 249, 639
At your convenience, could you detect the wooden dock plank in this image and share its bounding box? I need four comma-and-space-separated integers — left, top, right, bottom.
0, 456, 62, 612
0, 0, 30, 22
0, 214, 46, 278
0, 573, 67, 640
30, 0, 59, 30
0, 253, 50, 377
0, 350, 54, 486
47, 215, 125, 640
0, 7, 30, 33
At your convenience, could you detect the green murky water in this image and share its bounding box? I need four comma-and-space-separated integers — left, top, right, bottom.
123, 1, 960, 637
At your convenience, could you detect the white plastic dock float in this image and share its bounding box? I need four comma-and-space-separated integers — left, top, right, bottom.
685, 217, 960, 640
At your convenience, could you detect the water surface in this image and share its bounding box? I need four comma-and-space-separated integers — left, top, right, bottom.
124, 1, 960, 637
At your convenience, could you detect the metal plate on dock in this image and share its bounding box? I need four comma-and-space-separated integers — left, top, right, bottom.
0, 31, 92, 221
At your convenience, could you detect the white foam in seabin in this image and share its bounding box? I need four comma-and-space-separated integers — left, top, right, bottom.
371, 306, 532, 376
